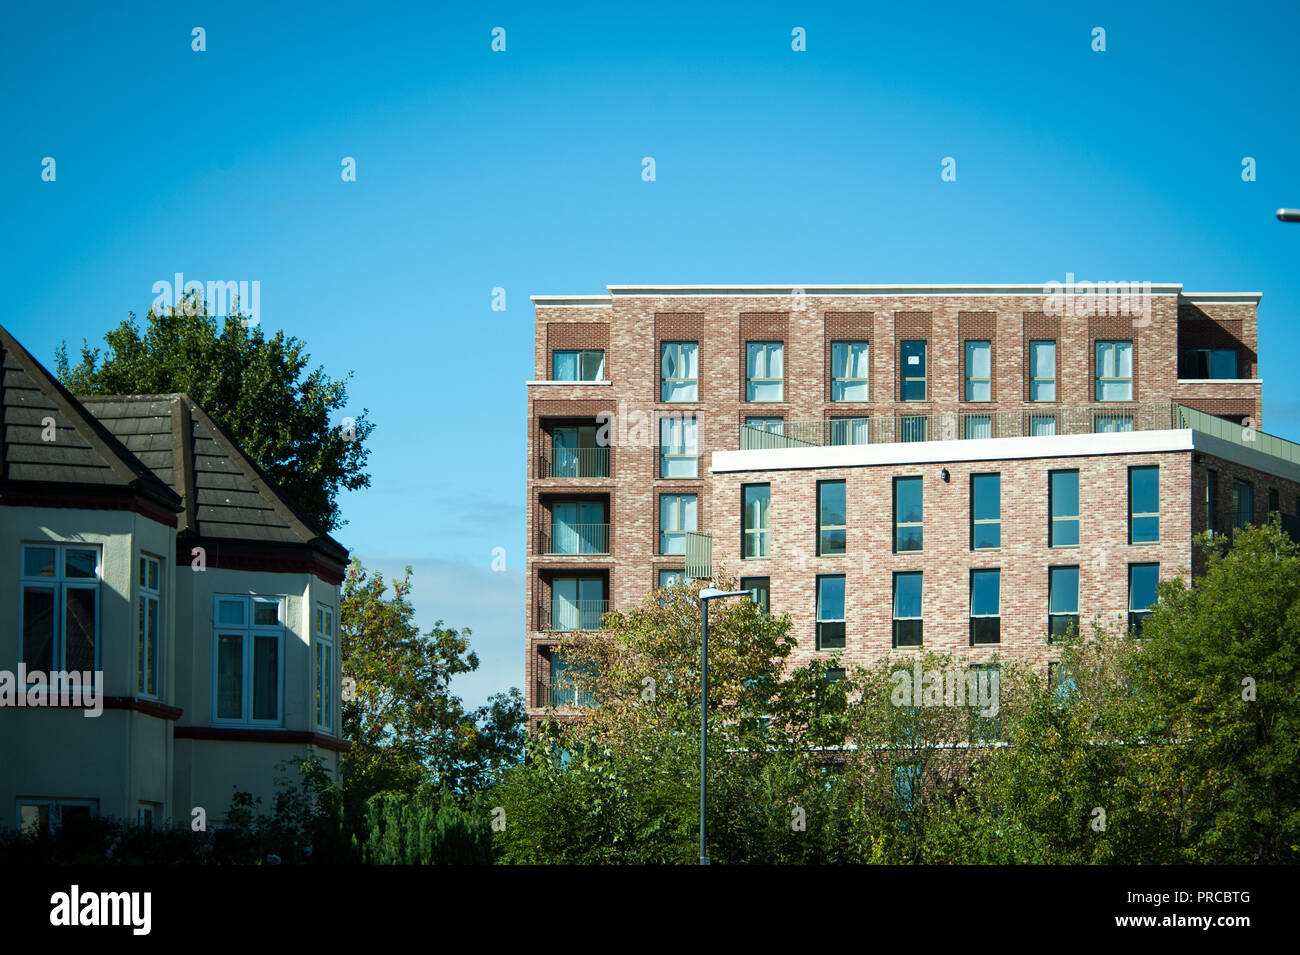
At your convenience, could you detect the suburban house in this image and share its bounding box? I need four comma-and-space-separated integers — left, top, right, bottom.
524, 284, 1300, 719
0, 323, 348, 831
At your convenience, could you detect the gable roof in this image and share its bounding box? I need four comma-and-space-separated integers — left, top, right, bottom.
80, 393, 348, 563
0, 324, 181, 511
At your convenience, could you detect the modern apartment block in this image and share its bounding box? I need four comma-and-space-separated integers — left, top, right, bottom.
524, 284, 1299, 716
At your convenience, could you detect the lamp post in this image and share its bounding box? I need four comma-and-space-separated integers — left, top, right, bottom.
697, 586, 753, 865
1277, 209, 1300, 222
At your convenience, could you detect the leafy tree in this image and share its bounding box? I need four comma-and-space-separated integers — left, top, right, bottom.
340, 560, 525, 830
359, 787, 494, 864
56, 292, 372, 532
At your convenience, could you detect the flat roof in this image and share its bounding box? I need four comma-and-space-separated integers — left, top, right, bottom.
531, 284, 1261, 303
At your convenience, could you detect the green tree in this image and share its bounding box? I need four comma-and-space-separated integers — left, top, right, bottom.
56, 293, 372, 532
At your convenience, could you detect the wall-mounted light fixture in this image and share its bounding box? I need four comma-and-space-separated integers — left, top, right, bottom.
941, 468, 951, 483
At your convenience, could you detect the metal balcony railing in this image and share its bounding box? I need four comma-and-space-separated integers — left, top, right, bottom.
534, 678, 597, 709
738, 402, 1182, 450
537, 447, 610, 478
538, 523, 610, 555
535, 599, 610, 632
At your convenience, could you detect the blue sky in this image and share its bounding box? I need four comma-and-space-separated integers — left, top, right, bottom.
5, 1, 1300, 706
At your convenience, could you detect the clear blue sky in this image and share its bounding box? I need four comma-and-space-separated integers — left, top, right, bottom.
5, 1, 1300, 706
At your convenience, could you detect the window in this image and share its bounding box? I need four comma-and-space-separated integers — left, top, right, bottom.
550, 577, 606, 631
892, 572, 923, 647
1128, 563, 1159, 636
900, 415, 928, 442
1048, 662, 1077, 702
552, 349, 605, 382
1269, 488, 1280, 515
658, 568, 687, 589
138, 555, 162, 697
1029, 414, 1057, 436
1233, 478, 1255, 531
830, 416, 870, 445
1095, 340, 1134, 400
741, 576, 770, 613
969, 569, 1000, 645
742, 484, 771, 558
138, 803, 159, 828
963, 414, 992, 439
741, 416, 784, 449
1183, 347, 1237, 380
964, 340, 991, 401
968, 663, 1001, 741
214, 596, 284, 724
1129, 466, 1159, 543
831, 341, 869, 401
893, 476, 923, 552
19, 544, 100, 680
551, 424, 605, 478
548, 653, 596, 708
818, 480, 847, 556
659, 493, 698, 555
659, 415, 698, 478
971, 473, 1001, 550
1029, 340, 1056, 401
816, 575, 846, 650
746, 341, 784, 402
1093, 412, 1134, 433
17, 800, 96, 835
1048, 566, 1079, 643
900, 340, 927, 401
893, 764, 921, 812
549, 500, 607, 555
660, 341, 698, 401
1049, 470, 1080, 546
1206, 469, 1219, 537
314, 604, 335, 732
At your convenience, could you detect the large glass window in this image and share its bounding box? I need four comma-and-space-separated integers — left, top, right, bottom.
1129, 466, 1159, 543
746, 341, 784, 402
818, 480, 847, 556
1096, 340, 1134, 401
1048, 565, 1079, 643
660, 341, 698, 401
741, 416, 784, 449
892, 572, 923, 647
1029, 414, 1058, 436
213, 595, 283, 724
1128, 563, 1159, 636
551, 425, 605, 478
742, 484, 771, 558
19, 544, 100, 680
964, 341, 991, 401
314, 604, 335, 732
1182, 347, 1237, 380
831, 341, 870, 401
659, 493, 698, 555
550, 577, 606, 632
816, 575, 846, 650
550, 500, 608, 554
971, 473, 1001, 550
1233, 478, 1255, 531
829, 416, 870, 445
900, 340, 928, 401
969, 569, 1000, 645
1029, 340, 1056, 401
900, 415, 928, 442
894, 476, 923, 552
741, 576, 770, 613
659, 415, 699, 478
552, 349, 605, 382
138, 555, 161, 697
1049, 470, 1080, 546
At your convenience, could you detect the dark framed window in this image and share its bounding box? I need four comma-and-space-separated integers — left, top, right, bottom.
1049, 469, 1080, 546
1029, 340, 1056, 401
1233, 478, 1255, 531
1048, 662, 1077, 702
1206, 469, 1219, 537
552, 349, 605, 382
894, 476, 923, 552
967, 663, 1001, 741
1182, 347, 1237, 380
1128, 563, 1159, 636
1048, 565, 1079, 643
964, 340, 991, 401
900, 340, 928, 401
1128, 466, 1159, 544
830, 341, 870, 401
660, 341, 699, 401
971, 473, 1001, 550
1095, 340, 1134, 401
892, 572, 923, 648
900, 415, 928, 442
1269, 488, 1280, 515
742, 484, 771, 558
740, 576, 770, 613
816, 575, 846, 650
745, 341, 784, 402
818, 480, 847, 556
969, 569, 1000, 646
829, 416, 870, 445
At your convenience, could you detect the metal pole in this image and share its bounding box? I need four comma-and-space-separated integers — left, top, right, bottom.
699, 597, 709, 865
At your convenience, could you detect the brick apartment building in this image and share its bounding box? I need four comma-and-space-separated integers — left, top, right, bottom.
524, 284, 1299, 715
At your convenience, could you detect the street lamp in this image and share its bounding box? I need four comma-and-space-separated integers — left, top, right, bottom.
1277, 209, 1300, 222
697, 586, 754, 865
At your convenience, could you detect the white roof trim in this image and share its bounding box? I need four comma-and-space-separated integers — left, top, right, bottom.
1176, 378, 1262, 385
1180, 292, 1263, 304
530, 295, 612, 305
710, 430, 1197, 473
526, 380, 613, 387
603, 283, 1186, 297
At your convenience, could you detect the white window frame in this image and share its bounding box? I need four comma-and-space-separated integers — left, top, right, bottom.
212, 595, 285, 726
314, 602, 336, 733
138, 553, 163, 698
18, 543, 101, 688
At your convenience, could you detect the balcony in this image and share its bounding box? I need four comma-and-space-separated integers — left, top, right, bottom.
538, 522, 610, 555
738, 402, 1184, 449
533, 677, 596, 710
535, 599, 610, 632
537, 446, 610, 479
